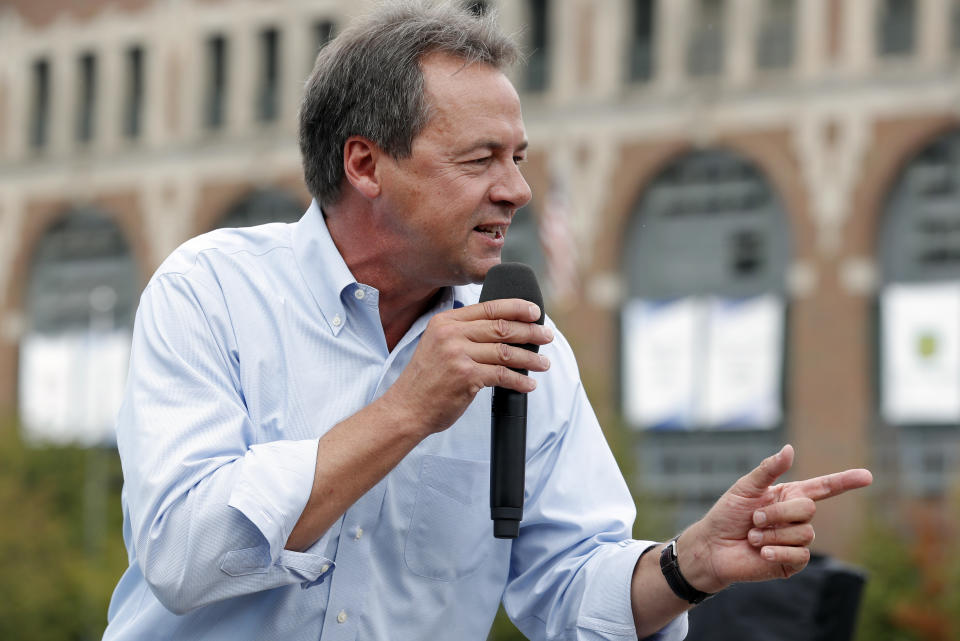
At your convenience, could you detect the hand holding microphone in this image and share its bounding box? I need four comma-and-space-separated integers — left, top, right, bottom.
384, 266, 551, 440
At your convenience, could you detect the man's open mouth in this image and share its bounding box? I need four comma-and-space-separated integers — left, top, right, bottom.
474, 224, 505, 240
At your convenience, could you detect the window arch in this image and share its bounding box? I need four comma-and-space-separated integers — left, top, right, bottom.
620, 149, 791, 526
877, 130, 960, 497
19, 208, 138, 445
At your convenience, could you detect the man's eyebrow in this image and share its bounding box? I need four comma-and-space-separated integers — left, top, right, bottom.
456, 139, 529, 155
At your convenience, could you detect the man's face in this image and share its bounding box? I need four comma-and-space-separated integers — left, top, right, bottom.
373, 52, 532, 287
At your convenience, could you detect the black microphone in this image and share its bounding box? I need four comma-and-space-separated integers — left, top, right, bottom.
478, 263, 545, 539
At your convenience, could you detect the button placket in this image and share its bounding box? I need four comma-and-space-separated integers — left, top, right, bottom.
322, 495, 382, 640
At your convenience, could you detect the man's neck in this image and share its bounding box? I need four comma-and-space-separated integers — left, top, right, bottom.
323, 200, 444, 352
377, 287, 446, 352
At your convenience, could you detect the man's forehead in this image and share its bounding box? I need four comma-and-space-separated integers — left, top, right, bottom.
420, 51, 515, 98
421, 54, 522, 118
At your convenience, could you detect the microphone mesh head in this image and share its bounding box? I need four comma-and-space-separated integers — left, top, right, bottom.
479, 263, 545, 354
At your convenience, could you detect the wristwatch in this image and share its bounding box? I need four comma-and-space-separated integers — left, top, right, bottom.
659, 536, 714, 605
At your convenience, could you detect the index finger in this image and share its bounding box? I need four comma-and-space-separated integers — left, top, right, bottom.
786, 468, 873, 502
453, 299, 542, 323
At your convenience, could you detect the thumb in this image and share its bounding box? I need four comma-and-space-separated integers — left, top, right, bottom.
735, 444, 794, 497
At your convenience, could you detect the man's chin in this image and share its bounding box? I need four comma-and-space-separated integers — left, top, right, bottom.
469, 257, 503, 284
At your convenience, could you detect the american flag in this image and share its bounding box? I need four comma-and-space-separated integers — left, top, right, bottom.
538, 170, 580, 305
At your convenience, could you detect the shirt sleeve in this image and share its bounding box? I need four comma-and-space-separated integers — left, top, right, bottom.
116, 273, 334, 616
502, 328, 688, 641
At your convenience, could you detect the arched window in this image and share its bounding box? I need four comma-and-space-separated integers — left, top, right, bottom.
214, 189, 304, 230
19, 209, 138, 445
620, 150, 790, 526
878, 130, 960, 497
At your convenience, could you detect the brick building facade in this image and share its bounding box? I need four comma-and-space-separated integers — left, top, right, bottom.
2, 0, 959, 557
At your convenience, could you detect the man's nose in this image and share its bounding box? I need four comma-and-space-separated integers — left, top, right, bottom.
491, 161, 533, 210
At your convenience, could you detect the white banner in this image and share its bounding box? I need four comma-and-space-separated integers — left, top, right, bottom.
698, 295, 783, 429
622, 295, 783, 430
19, 330, 130, 445
881, 282, 960, 424
622, 298, 703, 429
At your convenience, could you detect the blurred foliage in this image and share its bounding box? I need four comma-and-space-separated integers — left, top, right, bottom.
488, 605, 527, 641
0, 417, 127, 641
855, 503, 960, 641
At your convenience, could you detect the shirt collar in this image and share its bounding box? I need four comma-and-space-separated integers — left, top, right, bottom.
293, 200, 357, 334
293, 200, 473, 334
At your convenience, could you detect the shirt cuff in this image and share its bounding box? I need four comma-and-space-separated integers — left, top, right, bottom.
227, 438, 320, 564
577, 539, 689, 641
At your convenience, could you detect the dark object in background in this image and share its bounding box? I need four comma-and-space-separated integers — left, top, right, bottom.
686, 555, 867, 641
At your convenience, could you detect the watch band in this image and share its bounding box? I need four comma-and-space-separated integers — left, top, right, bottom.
659, 536, 713, 605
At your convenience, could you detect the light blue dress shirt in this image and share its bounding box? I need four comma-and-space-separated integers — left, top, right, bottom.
103, 201, 687, 641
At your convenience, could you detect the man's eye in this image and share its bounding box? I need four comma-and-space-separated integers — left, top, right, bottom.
513, 156, 526, 165
470, 157, 492, 165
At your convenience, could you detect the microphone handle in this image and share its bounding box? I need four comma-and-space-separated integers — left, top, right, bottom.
490, 386, 527, 539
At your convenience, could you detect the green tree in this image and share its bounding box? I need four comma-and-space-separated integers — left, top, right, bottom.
855, 506, 960, 641
0, 418, 127, 641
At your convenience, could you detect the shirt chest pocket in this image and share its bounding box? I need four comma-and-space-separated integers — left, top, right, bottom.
403, 455, 492, 581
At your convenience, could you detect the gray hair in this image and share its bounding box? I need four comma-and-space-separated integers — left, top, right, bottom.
299, 0, 520, 207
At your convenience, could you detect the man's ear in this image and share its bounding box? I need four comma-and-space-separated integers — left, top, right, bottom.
343, 136, 383, 200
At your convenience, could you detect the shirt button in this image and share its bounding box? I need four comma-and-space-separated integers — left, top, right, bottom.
354, 288, 365, 300
354, 527, 363, 540
321, 564, 330, 573
332, 315, 342, 327
337, 610, 347, 624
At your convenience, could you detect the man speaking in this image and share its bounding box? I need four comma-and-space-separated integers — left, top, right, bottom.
103, 2, 872, 639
